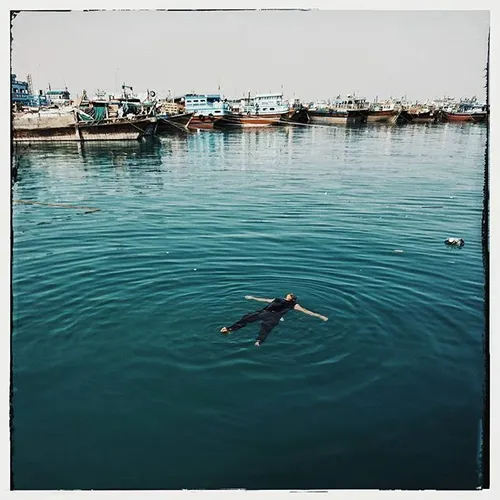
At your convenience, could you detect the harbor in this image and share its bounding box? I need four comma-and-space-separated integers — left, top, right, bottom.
11, 73, 489, 143
10, 9, 489, 492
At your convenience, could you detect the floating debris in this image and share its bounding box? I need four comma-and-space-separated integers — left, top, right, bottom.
444, 237, 465, 247
13, 199, 100, 212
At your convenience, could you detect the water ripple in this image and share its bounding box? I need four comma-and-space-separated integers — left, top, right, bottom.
12, 123, 486, 489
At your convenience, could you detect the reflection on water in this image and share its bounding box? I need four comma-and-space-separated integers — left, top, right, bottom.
12, 122, 485, 179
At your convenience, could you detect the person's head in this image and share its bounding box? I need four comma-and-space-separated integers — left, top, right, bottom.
285, 293, 297, 303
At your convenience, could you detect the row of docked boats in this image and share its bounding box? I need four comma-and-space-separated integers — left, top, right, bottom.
12, 81, 488, 142
174, 92, 488, 129
12, 87, 194, 143
297, 95, 488, 126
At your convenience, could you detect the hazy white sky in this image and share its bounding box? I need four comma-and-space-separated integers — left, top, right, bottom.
10, 8, 489, 103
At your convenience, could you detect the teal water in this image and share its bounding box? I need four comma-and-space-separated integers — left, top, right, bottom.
12, 123, 486, 490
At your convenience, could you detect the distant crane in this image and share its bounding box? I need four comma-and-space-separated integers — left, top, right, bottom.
27, 73, 33, 95
122, 83, 133, 99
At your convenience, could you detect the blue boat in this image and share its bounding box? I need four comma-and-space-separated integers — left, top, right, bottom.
182, 94, 231, 129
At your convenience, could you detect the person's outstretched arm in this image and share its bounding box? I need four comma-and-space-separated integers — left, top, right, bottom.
294, 303, 328, 321
245, 295, 274, 303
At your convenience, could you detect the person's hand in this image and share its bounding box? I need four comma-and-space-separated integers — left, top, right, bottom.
321, 316, 329, 322
254, 341, 261, 347
245, 295, 254, 300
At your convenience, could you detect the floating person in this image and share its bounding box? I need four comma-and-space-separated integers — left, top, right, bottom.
220, 293, 328, 346
444, 237, 465, 247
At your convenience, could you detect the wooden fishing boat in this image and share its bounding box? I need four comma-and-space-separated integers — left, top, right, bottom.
389, 110, 413, 125
189, 113, 226, 129
441, 110, 487, 123
408, 110, 438, 123
182, 94, 232, 130
281, 107, 310, 124
213, 92, 290, 128
365, 101, 397, 123
365, 109, 396, 123
308, 94, 368, 125
213, 113, 284, 128
155, 112, 194, 133
76, 116, 157, 141
441, 98, 488, 123
307, 109, 367, 125
13, 108, 157, 142
13, 109, 80, 142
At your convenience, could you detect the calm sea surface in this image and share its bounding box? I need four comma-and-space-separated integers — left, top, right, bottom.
12, 122, 487, 490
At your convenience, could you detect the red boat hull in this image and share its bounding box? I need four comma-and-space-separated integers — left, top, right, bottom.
188, 114, 228, 130
442, 111, 487, 123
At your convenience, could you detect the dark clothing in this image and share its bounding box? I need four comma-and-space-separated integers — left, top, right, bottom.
228, 298, 296, 344
262, 297, 296, 315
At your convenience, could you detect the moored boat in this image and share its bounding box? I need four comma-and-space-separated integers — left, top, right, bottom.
441, 97, 488, 123
308, 108, 367, 125
281, 107, 310, 124
408, 110, 438, 123
389, 110, 413, 125
155, 112, 194, 134
13, 108, 80, 142
441, 111, 487, 123
365, 109, 396, 122
365, 101, 397, 123
183, 94, 232, 129
213, 113, 283, 128
13, 108, 157, 142
74, 95, 158, 140
248, 93, 289, 117
213, 92, 289, 128
441, 105, 488, 122
76, 113, 157, 141
308, 94, 368, 125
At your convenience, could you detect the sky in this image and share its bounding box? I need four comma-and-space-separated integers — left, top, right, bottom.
10, 8, 490, 103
